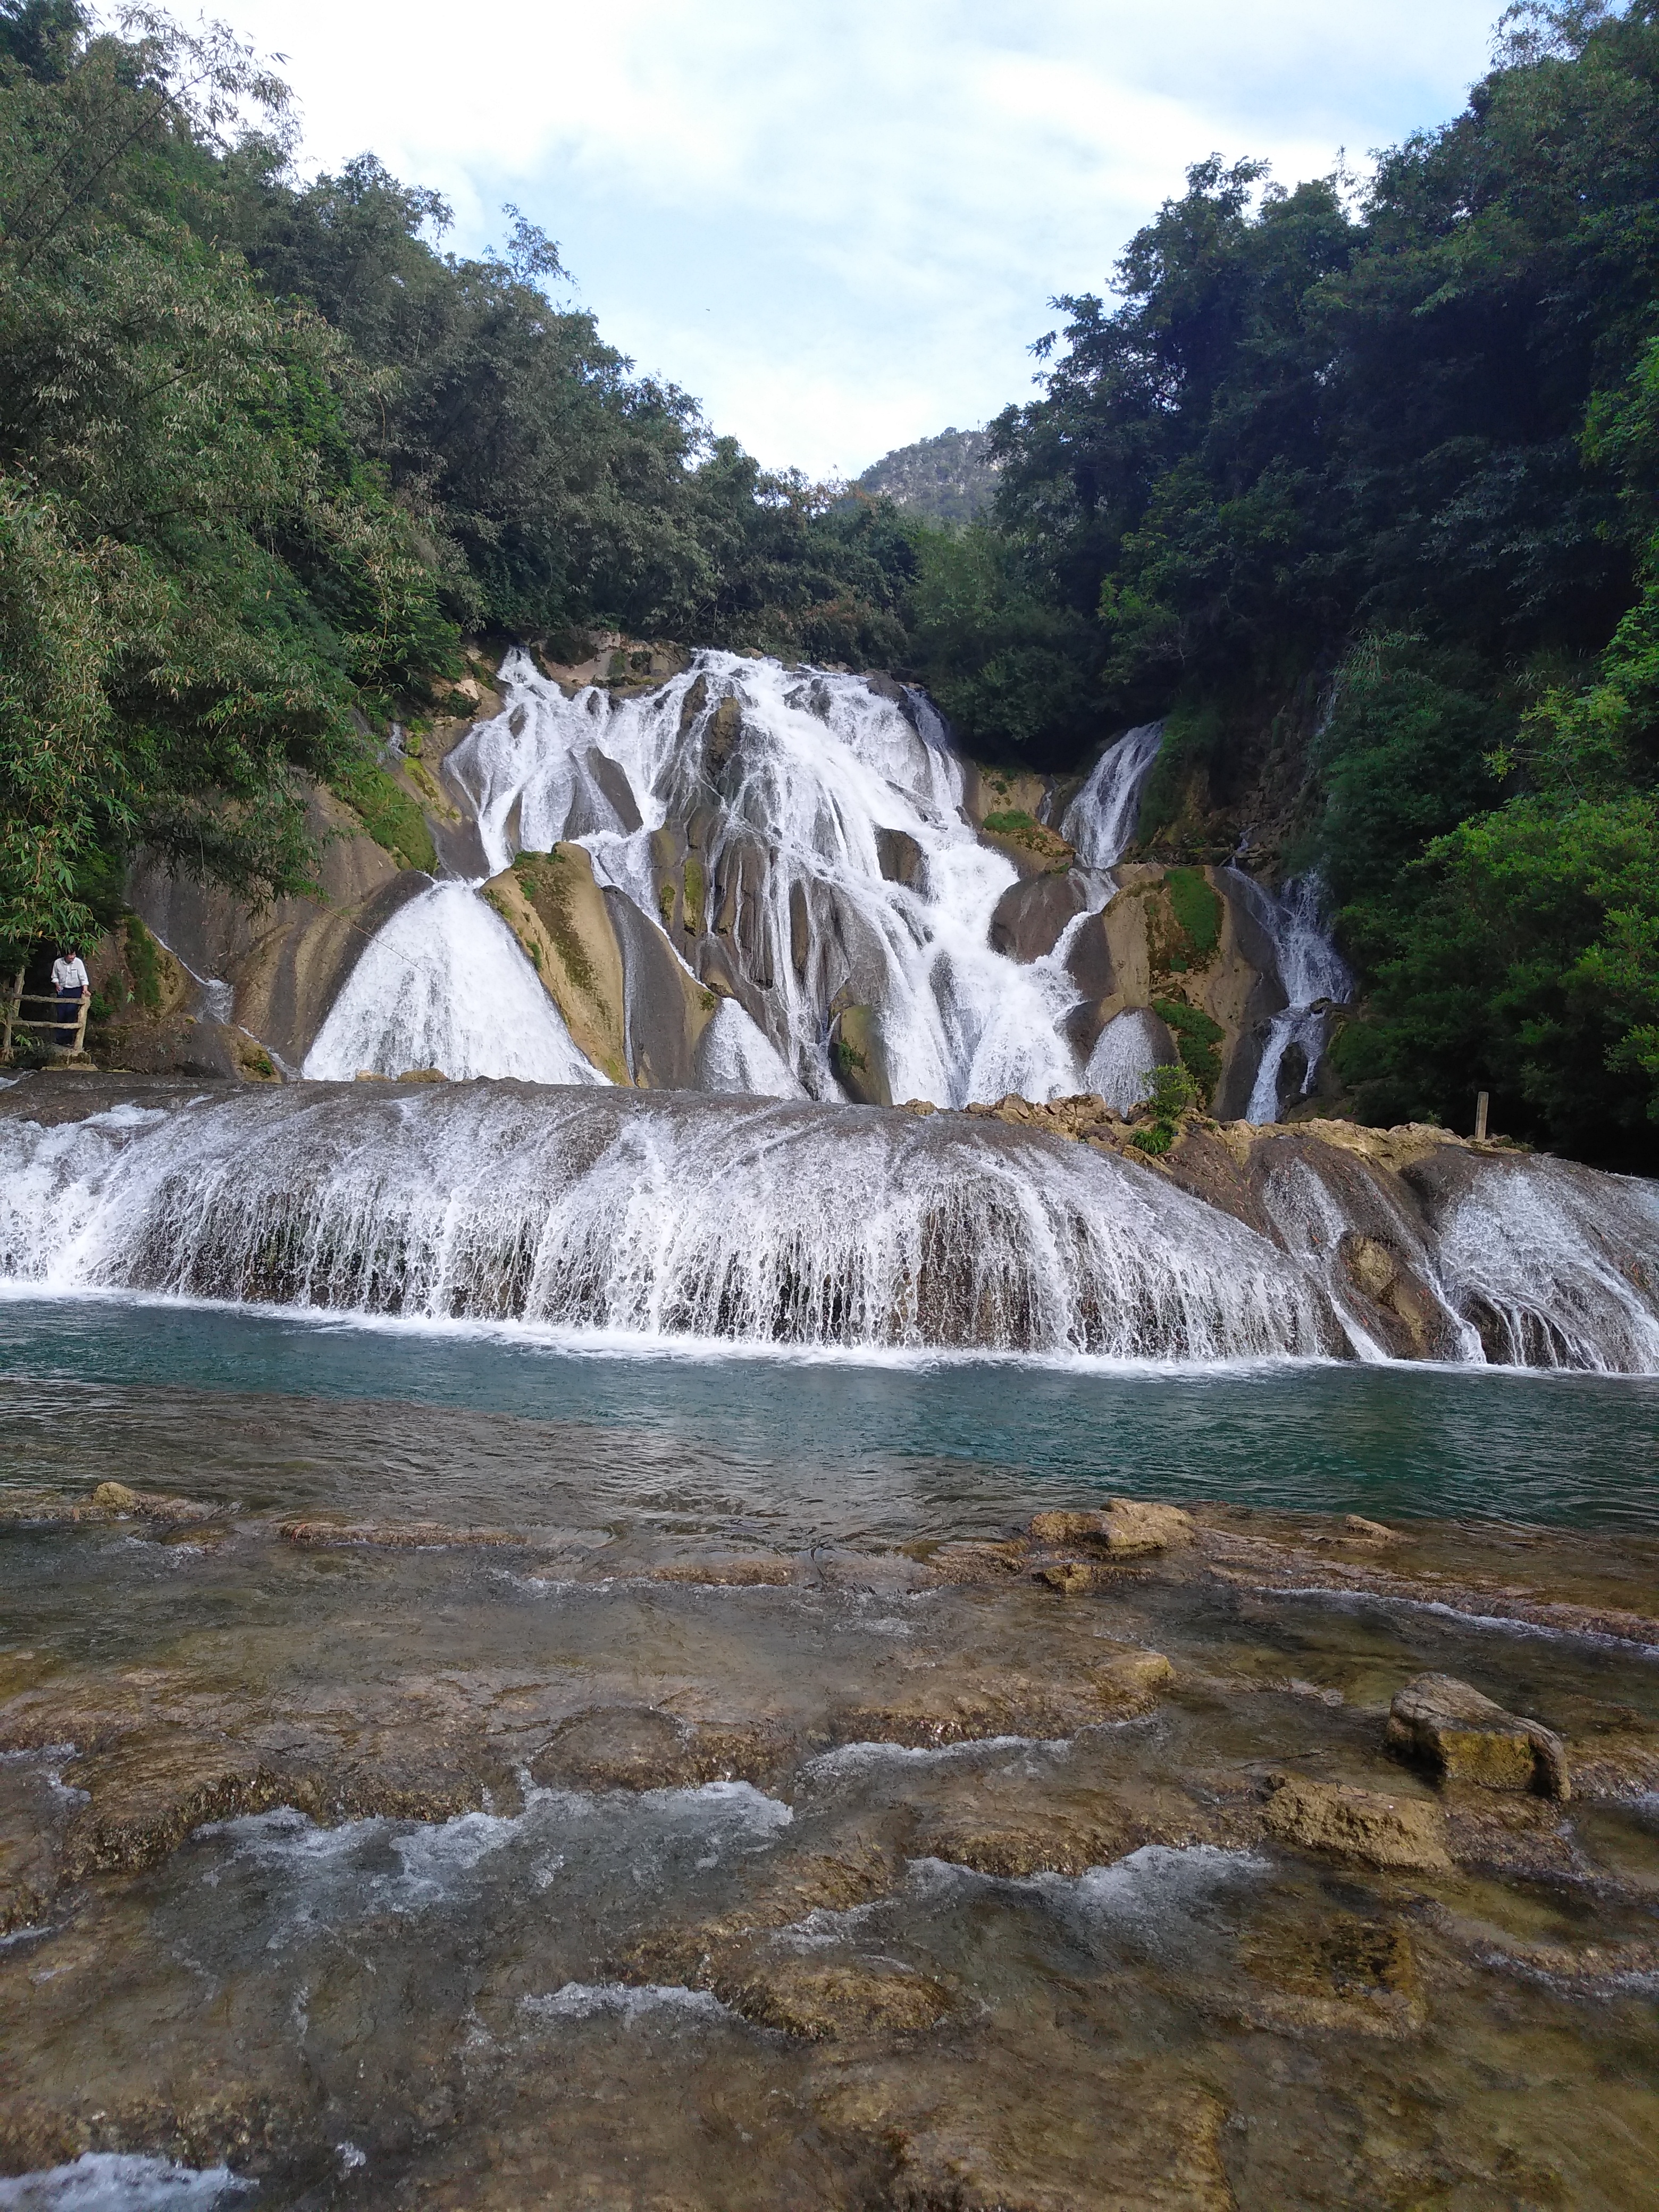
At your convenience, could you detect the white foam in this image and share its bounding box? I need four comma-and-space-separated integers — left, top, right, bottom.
521, 1981, 731, 2022
448, 649, 1094, 1104
303, 882, 606, 1086
0, 2156, 251, 2210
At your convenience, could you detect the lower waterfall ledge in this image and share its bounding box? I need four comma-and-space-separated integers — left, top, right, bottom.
0, 1075, 1653, 1370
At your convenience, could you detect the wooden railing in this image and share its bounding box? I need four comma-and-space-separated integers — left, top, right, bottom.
2, 970, 90, 1061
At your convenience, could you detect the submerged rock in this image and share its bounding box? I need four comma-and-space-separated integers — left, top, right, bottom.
529, 1706, 797, 1794
713, 1957, 955, 2042
1237, 1912, 1426, 2040
1386, 1673, 1570, 1799
832, 1645, 1172, 1748
820, 2060, 1237, 2212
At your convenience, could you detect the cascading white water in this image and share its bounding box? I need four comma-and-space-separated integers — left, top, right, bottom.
303, 883, 607, 1086
0, 1087, 1333, 1359
445, 651, 1093, 1106
1083, 1009, 1176, 1116
1226, 873, 1351, 1121
1060, 723, 1164, 867
2, 1086, 1654, 1369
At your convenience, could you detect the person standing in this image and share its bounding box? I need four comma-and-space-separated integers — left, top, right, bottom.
51, 946, 90, 1050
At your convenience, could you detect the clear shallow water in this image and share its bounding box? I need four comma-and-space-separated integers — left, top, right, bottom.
2, 1291, 1656, 1535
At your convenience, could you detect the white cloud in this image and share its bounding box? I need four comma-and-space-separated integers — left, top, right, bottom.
206, 0, 1503, 474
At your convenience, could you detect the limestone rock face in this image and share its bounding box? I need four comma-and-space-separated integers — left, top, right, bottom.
485, 845, 632, 1084
1260, 1773, 1453, 1873
1386, 1673, 1570, 1799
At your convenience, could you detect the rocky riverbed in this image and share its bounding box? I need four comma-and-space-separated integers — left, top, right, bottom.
3, 1482, 1657, 2208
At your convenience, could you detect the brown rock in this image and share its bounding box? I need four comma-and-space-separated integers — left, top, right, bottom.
822, 2067, 1237, 2212
647, 1557, 795, 1586
713, 1957, 953, 2041
1036, 1560, 1098, 1595
276, 1519, 518, 1548
62, 1735, 284, 1877
1568, 1730, 1659, 1801
91, 1481, 140, 1511
1028, 1498, 1195, 1556
1237, 1913, 1425, 2039
1344, 1514, 1402, 1542
1442, 1790, 1588, 1881
529, 1706, 795, 1794
1386, 1673, 1570, 1799
833, 1645, 1171, 1749
913, 1808, 1129, 1879
1260, 1773, 1453, 1873
924, 1539, 1029, 1583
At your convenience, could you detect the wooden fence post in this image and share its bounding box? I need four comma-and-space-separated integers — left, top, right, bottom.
1, 969, 20, 1063
1474, 1090, 1489, 1142
73, 991, 90, 1058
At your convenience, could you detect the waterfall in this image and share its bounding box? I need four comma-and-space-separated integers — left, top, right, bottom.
1226, 873, 1351, 1120
0, 1086, 1331, 1360
1060, 723, 1164, 867
446, 650, 1090, 1105
1083, 1009, 1176, 1116
303, 883, 608, 1086
2, 1085, 1654, 1369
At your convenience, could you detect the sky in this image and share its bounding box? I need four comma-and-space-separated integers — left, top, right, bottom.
206, 0, 1507, 480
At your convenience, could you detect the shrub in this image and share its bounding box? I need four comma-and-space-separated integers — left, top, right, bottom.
1164, 867, 1221, 960
1153, 997, 1225, 1101
334, 763, 437, 873
124, 913, 162, 1010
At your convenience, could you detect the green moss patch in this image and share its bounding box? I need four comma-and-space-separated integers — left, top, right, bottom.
124, 912, 163, 1010
1165, 867, 1221, 958
512, 851, 598, 995
335, 763, 437, 874
1153, 997, 1225, 1102
683, 857, 707, 934
982, 809, 1074, 870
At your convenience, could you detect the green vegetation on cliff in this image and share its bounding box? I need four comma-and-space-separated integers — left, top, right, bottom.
0, 0, 913, 961
900, 2, 1659, 1164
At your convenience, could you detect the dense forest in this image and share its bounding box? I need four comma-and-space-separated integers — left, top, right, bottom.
0, 0, 916, 958
1, 0, 1655, 1163
917, 0, 1659, 1167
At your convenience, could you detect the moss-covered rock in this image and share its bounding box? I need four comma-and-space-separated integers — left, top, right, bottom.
486, 846, 630, 1084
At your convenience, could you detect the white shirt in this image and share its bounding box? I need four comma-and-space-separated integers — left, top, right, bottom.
51, 956, 89, 993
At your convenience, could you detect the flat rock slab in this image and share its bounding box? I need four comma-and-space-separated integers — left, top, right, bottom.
1261, 1773, 1453, 1873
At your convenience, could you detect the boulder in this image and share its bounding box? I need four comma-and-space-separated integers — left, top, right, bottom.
1028, 1498, 1195, 1556
1260, 1773, 1453, 1873
913, 1808, 1129, 1879
1386, 1673, 1570, 1799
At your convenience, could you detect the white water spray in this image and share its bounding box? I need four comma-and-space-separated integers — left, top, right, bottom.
1, 1085, 1653, 1369
448, 651, 1093, 1104
303, 883, 607, 1086
1226, 873, 1351, 1121
1061, 723, 1163, 868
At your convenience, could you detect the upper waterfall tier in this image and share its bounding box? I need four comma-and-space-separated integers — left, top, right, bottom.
2, 1080, 1655, 1371
443, 651, 1124, 1105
